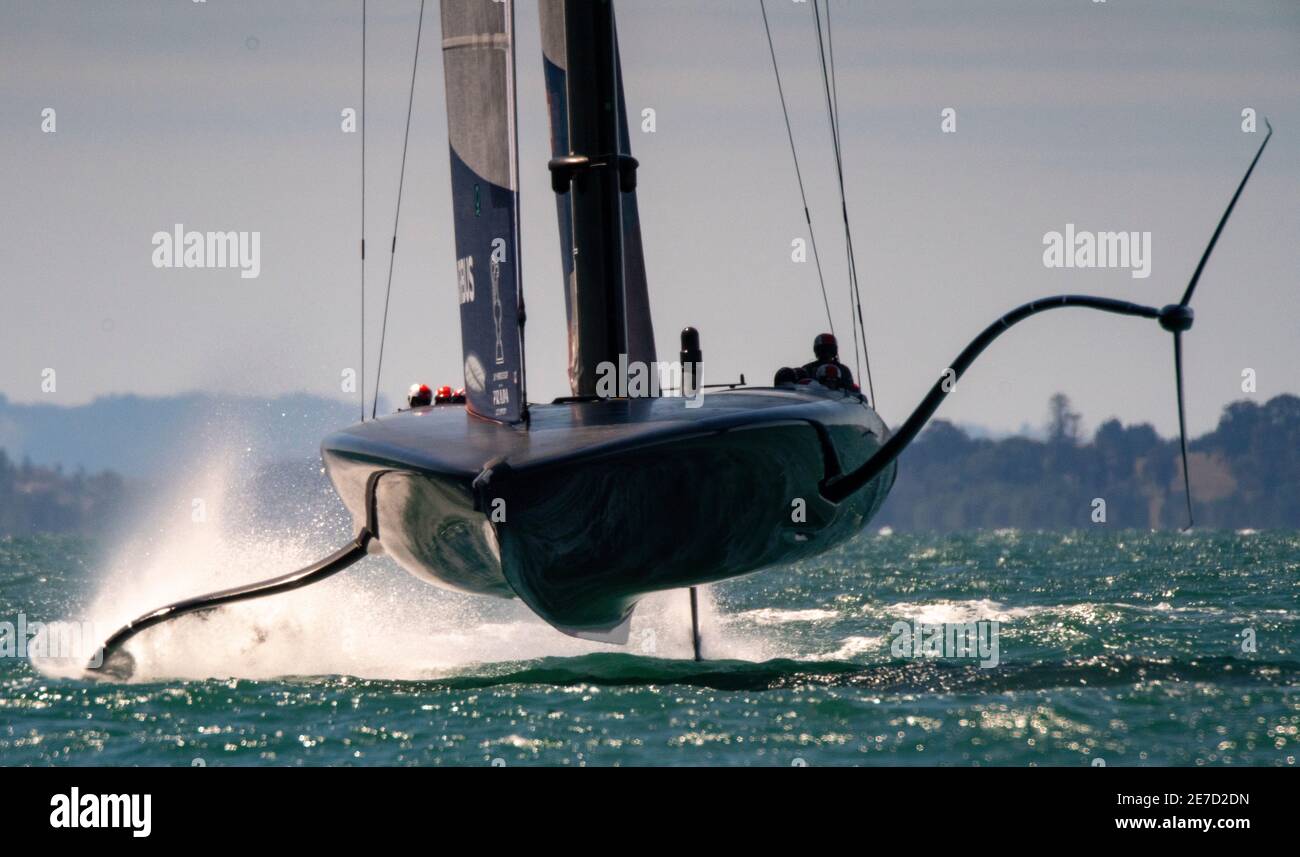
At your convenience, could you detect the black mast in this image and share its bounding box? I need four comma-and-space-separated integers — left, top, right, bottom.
549, 0, 635, 396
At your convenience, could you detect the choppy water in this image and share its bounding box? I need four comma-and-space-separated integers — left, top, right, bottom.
2, 529, 1297, 766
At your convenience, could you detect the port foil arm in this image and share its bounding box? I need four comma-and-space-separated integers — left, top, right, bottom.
87, 530, 373, 678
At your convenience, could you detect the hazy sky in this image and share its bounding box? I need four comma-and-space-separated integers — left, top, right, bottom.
3, 0, 1298, 436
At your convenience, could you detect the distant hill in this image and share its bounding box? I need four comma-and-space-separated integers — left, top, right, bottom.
0, 392, 382, 476
875, 394, 1300, 530
0, 451, 131, 536
1, 392, 1298, 535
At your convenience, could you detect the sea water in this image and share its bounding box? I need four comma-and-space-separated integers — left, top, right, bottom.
2, 525, 1297, 766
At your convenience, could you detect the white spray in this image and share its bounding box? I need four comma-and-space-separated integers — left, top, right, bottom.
33, 445, 777, 682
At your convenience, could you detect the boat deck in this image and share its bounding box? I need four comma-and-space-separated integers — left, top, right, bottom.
322, 386, 884, 479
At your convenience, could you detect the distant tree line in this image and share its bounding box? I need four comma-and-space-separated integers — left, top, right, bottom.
2, 394, 1298, 535
876, 394, 1300, 530
0, 451, 127, 536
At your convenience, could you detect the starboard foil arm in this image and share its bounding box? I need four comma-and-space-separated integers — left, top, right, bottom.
86, 530, 374, 679
822, 121, 1272, 513
820, 296, 1163, 503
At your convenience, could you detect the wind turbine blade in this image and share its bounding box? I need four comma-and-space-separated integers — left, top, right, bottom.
1180, 118, 1273, 307
1172, 332, 1195, 530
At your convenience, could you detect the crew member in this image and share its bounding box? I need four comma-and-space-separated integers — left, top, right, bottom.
802, 333, 855, 391
773, 366, 799, 386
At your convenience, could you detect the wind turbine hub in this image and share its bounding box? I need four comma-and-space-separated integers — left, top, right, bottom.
1158, 304, 1194, 333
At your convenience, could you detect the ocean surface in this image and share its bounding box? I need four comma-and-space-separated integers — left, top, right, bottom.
2, 529, 1297, 766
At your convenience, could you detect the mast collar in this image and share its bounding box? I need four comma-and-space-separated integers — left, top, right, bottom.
548, 153, 639, 194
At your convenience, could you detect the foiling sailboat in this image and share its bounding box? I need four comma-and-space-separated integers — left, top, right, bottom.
87, 0, 1272, 678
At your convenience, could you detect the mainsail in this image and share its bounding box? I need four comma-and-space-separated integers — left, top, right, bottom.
540, 0, 656, 397
440, 0, 526, 423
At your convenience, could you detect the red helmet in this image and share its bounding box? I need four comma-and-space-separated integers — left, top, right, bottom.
436, 385, 453, 400
816, 363, 841, 383
407, 383, 433, 407
813, 332, 838, 361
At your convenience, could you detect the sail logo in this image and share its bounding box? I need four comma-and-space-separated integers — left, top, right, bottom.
457, 255, 475, 304
890, 620, 1000, 668
49, 788, 151, 838
491, 369, 512, 411
151, 224, 261, 279
1042, 224, 1150, 279
464, 352, 486, 392
490, 256, 505, 364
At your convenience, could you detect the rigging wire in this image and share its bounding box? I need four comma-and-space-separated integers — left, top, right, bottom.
359, 0, 367, 422
371, 0, 427, 420
821, 1, 862, 377
813, 0, 878, 406
759, 0, 836, 338
827, 4, 874, 403
814, 1, 857, 379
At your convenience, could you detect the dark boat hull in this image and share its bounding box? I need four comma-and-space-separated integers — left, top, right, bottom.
321, 388, 895, 640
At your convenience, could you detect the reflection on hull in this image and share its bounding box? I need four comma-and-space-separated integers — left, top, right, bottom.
322, 389, 894, 639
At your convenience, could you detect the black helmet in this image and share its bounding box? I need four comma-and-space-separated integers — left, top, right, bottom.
813, 332, 838, 362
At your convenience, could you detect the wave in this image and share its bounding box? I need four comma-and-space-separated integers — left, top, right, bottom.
731, 607, 841, 625
351, 653, 1300, 693
819, 635, 883, 660
880, 598, 1037, 624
